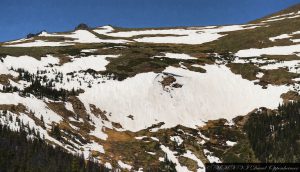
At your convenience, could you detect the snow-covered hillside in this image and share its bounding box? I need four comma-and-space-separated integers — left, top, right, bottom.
1, 3, 300, 171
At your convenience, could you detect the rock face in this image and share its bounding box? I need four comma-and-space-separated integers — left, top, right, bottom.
26, 31, 45, 38
75, 23, 89, 30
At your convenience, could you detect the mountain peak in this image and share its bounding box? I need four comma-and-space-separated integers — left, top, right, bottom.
75, 23, 90, 30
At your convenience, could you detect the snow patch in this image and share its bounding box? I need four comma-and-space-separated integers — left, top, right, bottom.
182, 150, 205, 172
226, 140, 237, 146
235, 44, 300, 57
156, 53, 197, 60
118, 160, 132, 170
170, 136, 184, 145
203, 149, 221, 163
160, 145, 191, 172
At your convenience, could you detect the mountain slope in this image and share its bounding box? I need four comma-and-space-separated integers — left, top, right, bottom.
0, 3, 300, 171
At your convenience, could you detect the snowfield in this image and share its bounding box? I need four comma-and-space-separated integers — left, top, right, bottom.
91, 25, 261, 45
131, 25, 260, 44
3, 29, 129, 47
78, 64, 288, 131
0, 92, 62, 124
3, 55, 59, 73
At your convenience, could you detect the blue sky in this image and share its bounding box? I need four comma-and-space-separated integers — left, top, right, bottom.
0, 0, 299, 42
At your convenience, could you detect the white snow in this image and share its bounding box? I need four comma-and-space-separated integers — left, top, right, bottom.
5, 38, 32, 44
0, 63, 18, 76
0, 111, 63, 148
135, 136, 147, 140
203, 149, 221, 163
104, 162, 112, 169
2, 55, 59, 73
64, 30, 102, 43
53, 30, 128, 44
4, 29, 128, 47
160, 145, 191, 172
93, 26, 114, 35
170, 136, 184, 145
57, 55, 119, 73
198, 132, 209, 140
79, 64, 288, 131
262, 11, 300, 23
226, 140, 237, 146
39, 31, 53, 37
151, 137, 159, 141
199, 140, 206, 145
182, 150, 205, 172
256, 72, 264, 78
147, 151, 156, 155
1, 54, 119, 92
3, 40, 74, 47
156, 53, 197, 60
82, 141, 105, 159
118, 160, 132, 170
89, 125, 108, 141
259, 60, 300, 73
0, 93, 62, 124
65, 102, 75, 113
235, 44, 300, 57
269, 34, 291, 41
104, 25, 260, 45
269, 31, 300, 42
81, 49, 98, 53
291, 39, 300, 43
269, 12, 297, 19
